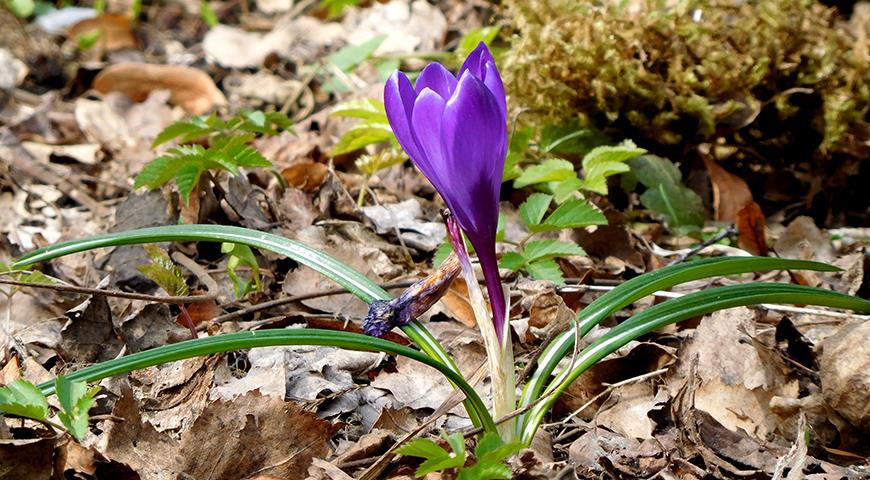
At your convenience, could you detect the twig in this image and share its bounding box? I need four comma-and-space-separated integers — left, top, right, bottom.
550, 367, 669, 432
356, 362, 489, 480
667, 224, 737, 266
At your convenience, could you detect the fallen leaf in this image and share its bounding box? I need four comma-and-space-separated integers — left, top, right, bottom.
282, 161, 329, 192
703, 155, 754, 221
203, 18, 343, 69
92, 63, 226, 115
100, 387, 339, 480
736, 201, 769, 255
819, 320, 870, 431
0, 48, 27, 90
438, 277, 477, 328
67, 14, 138, 51
360, 199, 447, 252
342, 1, 448, 56
0, 437, 55, 479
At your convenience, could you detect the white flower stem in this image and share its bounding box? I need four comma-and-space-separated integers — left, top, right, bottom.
458, 266, 516, 441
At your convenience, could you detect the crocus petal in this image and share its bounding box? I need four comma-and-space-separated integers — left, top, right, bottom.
442, 71, 506, 235
458, 43, 507, 132
481, 61, 507, 120
410, 88, 450, 192
415, 63, 458, 99
384, 71, 423, 163
441, 71, 507, 338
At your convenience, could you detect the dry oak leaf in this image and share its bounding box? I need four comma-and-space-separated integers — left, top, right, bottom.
67, 14, 138, 51
93, 63, 227, 115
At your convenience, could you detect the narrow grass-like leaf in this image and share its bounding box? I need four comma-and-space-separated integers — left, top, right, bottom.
13, 225, 486, 430
518, 256, 843, 418
32, 329, 495, 434
518, 283, 870, 443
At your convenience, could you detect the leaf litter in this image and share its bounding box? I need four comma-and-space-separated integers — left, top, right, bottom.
1, 0, 870, 479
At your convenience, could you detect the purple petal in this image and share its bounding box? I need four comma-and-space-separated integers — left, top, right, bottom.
441, 71, 507, 338
384, 71, 423, 163
442, 72, 506, 234
458, 42, 507, 123
410, 88, 449, 193
415, 63, 457, 99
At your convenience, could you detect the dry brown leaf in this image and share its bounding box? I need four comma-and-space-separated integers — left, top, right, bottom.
439, 277, 477, 328
703, 156, 754, 222
92, 63, 226, 115
67, 14, 138, 51
282, 161, 329, 192
100, 386, 339, 480
736, 201, 769, 256
0, 437, 55, 479
819, 320, 870, 431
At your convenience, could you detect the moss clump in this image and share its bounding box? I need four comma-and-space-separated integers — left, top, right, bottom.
502, 0, 869, 167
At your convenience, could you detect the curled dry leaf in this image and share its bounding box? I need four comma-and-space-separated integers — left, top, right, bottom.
819, 320, 870, 431
703, 154, 754, 222
736, 201, 769, 256
92, 63, 226, 115
67, 14, 138, 51
282, 161, 329, 192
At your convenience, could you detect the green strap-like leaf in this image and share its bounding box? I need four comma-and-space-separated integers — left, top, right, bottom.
13, 225, 490, 431
518, 256, 842, 418
518, 283, 870, 443
34, 328, 495, 433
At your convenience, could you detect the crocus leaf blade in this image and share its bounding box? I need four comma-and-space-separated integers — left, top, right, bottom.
520, 282, 870, 443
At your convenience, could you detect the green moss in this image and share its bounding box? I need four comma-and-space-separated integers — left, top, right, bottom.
503, 0, 869, 162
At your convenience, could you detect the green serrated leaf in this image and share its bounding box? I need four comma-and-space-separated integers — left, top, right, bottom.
513, 159, 575, 189
55, 377, 100, 441
443, 432, 467, 457
320, 0, 359, 18
499, 252, 526, 271
152, 117, 211, 147
4, 0, 35, 17
579, 140, 646, 195
523, 240, 585, 263
331, 98, 387, 120
0, 379, 49, 421
332, 122, 394, 155
526, 259, 565, 284
174, 163, 204, 204
138, 246, 188, 296
518, 193, 553, 227
355, 148, 407, 175
537, 199, 607, 231
200, 0, 218, 27
396, 437, 451, 461
328, 35, 386, 72
457, 462, 514, 480
458, 26, 500, 56
222, 243, 261, 299
433, 240, 453, 267
552, 177, 583, 203
630, 155, 704, 234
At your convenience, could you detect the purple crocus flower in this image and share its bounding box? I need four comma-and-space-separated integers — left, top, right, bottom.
384, 42, 508, 340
